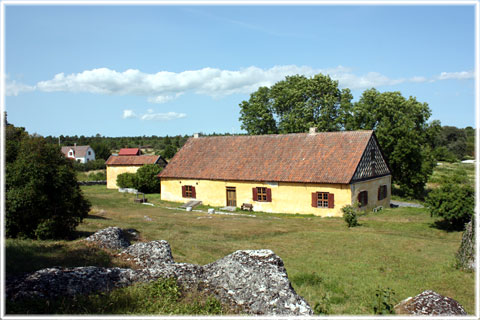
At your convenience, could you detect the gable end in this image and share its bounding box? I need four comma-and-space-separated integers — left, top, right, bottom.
350, 135, 391, 182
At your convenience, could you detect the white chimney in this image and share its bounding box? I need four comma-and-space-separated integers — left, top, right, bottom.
193, 133, 199, 138
309, 127, 317, 135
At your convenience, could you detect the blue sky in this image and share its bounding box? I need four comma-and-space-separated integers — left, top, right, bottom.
4, 4, 476, 137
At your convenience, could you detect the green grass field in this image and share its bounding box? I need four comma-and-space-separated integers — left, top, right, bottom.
6, 181, 475, 315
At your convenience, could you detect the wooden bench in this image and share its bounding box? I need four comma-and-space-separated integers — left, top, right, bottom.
241, 203, 253, 211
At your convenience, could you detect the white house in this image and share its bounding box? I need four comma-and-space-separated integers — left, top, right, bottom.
61, 145, 96, 163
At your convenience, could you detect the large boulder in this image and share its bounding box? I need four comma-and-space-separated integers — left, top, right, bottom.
456, 220, 475, 270
203, 249, 312, 315
6, 266, 138, 301
394, 290, 467, 315
85, 227, 130, 250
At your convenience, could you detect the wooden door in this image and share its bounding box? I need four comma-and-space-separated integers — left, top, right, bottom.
226, 187, 236, 207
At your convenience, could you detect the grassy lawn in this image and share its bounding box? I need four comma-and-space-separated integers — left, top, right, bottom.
6, 160, 476, 315
6, 184, 472, 315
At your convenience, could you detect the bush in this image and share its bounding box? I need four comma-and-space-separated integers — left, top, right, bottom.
6, 123, 91, 239
426, 182, 474, 231
342, 204, 359, 228
135, 164, 163, 193
313, 294, 331, 315
116, 172, 138, 189
426, 168, 474, 230
372, 287, 396, 314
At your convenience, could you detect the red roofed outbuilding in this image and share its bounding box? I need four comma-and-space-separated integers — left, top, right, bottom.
106, 154, 167, 189
158, 130, 391, 216
118, 148, 141, 156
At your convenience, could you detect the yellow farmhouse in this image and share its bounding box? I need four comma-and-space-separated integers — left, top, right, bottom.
158, 130, 391, 217
106, 154, 167, 189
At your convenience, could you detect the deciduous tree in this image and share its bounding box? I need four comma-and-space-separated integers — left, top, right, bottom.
351, 89, 436, 198
6, 122, 90, 239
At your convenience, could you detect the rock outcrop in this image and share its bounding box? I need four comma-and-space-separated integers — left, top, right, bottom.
85, 227, 130, 250
456, 220, 475, 270
202, 249, 311, 315
394, 290, 467, 315
7, 228, 313, 316
119, 240, 174, 267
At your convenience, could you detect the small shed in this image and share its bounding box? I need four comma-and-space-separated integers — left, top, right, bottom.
105, 155, 167, 189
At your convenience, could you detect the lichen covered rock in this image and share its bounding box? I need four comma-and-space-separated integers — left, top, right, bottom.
119, 240, 174, 267
394, 290, 467, 315
85, 227, 130, 250
203, 249, 312, 315
456, 220, 475, 270
7, 235, 312, 315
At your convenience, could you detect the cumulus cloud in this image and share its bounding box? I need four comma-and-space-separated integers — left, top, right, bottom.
437, 71, 474, 80
14, 67, 475, 102
122, 109, 137, 119
123, 109, 186, 121
35, 66, 412, 100
5, 80, 35, 96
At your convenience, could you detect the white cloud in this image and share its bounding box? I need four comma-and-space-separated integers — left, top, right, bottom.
123, 109, 186, 121
437, 71, 474, 80
35, 65, 409, 99
5, 80, 35, 96
17, 67, 475, 102
122, 109, 137, 119
140, 111, 187, 121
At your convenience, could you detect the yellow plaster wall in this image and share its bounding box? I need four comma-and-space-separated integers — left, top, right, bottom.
351, 175, 391, 210
106, 165, 141, 189
160, 178, 352, 217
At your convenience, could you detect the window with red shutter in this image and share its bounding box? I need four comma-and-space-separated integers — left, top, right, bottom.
358, 191, 368, 207
191, 186, 196, 199
183, 185, 194, 198
311, 192, 318, 207
328, 193, 334, 208
254, 187, 271, 202
266, 188, 272, 202
312, 192, 331, 208
378, 185, 387, 200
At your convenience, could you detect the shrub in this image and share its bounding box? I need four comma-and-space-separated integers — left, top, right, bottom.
89, 171, 106, 181
116, 172, 138, 189
313, 294, 331, 315
342, 204, 359, 228
135, 164, 162, 193
426, 172, 474, 231
372, 287, 396, 315
6, 123, 91, 239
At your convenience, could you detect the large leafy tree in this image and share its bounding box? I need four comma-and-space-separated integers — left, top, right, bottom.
351, 89, 436, 197
239, 74, 353, 134
6, 122, 91, 239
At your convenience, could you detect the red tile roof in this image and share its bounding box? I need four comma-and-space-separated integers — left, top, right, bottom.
119, 148, 141, 156
158, 131, 376, 184
106, 155, 161, 166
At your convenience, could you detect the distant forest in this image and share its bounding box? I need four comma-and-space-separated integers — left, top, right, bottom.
44, 125, 474, 163
44, 132, 239, 161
